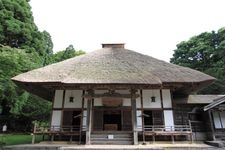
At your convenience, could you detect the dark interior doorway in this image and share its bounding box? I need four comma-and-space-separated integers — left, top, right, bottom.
143, 110, 153, 125
143, 110, 163, 126
103, 110, 121, 131
63, 110, 81, 131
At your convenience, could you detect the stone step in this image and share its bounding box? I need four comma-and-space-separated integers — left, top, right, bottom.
91, 140, 133, 145
90, 133, 133, 145
91, 134, 132, 138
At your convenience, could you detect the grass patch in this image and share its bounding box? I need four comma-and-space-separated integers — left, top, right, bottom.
0, 133, 42, 146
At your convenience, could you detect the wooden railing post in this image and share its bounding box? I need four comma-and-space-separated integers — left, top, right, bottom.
32, 123, 37, 144
188, 120, 193, 143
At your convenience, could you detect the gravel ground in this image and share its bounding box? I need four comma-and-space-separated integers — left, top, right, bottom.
2, 142, 225, 150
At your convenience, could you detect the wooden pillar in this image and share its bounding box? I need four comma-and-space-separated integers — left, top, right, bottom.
131, 89, 138, 145
86, 90, 93, 145
140, 90, 145, 142
79, 90, 85, 144
208, 110, 216, 140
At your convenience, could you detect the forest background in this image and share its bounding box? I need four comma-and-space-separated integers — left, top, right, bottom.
0, 0, 224, 131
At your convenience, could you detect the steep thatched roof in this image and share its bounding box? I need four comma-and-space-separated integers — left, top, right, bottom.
12, 45, 215, 100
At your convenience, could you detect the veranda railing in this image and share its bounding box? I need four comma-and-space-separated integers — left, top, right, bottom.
143, 122, 192, 143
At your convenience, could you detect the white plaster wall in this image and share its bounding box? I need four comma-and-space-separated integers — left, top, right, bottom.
82, 110, 87, 130
143, 90, 161, 108
213, 111, 225, 128
53, 90, 63, 108
64, 90, 82, 108
136, 110, 142, 131
164, 110, 174, 130
51, 110, 62, 128
162, 89, 172, 108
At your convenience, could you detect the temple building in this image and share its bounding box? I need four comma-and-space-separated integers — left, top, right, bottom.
13, 43, 222, 145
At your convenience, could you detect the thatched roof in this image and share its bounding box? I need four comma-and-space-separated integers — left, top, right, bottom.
12, 45, 215, 100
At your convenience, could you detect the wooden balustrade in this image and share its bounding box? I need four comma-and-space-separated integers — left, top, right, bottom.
32, 125, 82, 144
32, 124, 193, 144
143, 124, 193, 143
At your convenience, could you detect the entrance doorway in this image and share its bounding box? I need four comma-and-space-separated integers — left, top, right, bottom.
93, 109, 132, 131
103, 110, 121, 131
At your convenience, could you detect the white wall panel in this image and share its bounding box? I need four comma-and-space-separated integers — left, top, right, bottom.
143, 90, 161, 108
64, 90, 82, 108
164, 110, 174, 130
51, 110, 62, 127
162, 89, 172, 108
136, 110, 142, 131
53, 90, 63, 108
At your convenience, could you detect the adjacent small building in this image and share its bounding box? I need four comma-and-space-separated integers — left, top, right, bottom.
12, 43, 219, 144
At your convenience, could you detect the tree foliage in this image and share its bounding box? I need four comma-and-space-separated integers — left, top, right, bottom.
0, 45, 40, 111
0, 0, 85, 131
52, 44, 85, 63
0, 0, 53, 65
0, 0, 53, 131
171, 27, 225, 94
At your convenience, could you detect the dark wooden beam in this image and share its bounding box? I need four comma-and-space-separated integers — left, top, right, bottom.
83, 93, 140, 99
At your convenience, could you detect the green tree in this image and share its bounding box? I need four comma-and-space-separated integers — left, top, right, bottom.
0, 45, 52, 130
0, 0, 53, 131
53, 44, 85, 63
0, 0, 53, 64
0, 45, 39, 114
170, 27, 225, 94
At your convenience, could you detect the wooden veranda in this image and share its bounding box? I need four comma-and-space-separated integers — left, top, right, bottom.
32, 124, 193, 144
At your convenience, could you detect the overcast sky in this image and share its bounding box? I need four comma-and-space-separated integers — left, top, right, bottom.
30, 0, 225, 62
